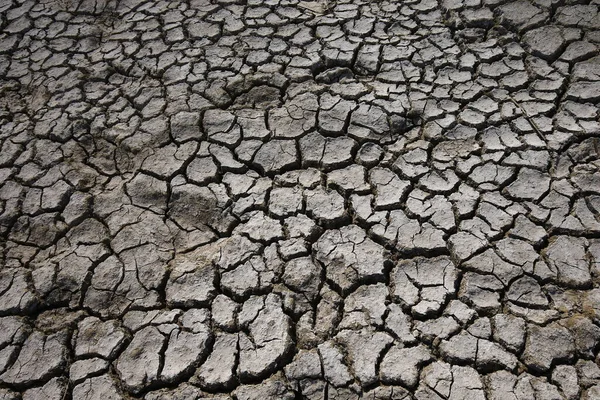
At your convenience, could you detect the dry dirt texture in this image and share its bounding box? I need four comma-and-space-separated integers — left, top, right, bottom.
1, 0, 600, 399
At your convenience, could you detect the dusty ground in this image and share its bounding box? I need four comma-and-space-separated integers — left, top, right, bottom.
1, 0, 600, 398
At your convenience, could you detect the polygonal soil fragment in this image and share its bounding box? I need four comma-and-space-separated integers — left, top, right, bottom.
314, 224, 388, 294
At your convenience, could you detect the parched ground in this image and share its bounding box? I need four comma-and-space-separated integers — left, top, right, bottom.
0, 0, 600, 398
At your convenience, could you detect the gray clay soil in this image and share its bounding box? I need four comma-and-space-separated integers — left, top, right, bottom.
1, 0, 600, 399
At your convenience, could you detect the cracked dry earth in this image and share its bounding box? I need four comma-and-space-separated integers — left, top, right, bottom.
1, 0, 600, 400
